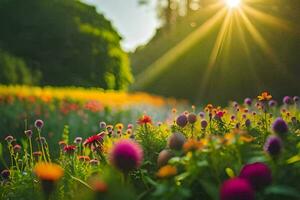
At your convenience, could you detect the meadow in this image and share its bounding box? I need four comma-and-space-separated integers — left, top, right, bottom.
1, 87, 300, 200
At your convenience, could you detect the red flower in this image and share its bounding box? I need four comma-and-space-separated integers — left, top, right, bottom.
137, 115, 152, 125
63, 145, 77, 154
83, 134, 104, 148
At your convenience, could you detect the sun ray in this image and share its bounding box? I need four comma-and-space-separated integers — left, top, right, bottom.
233, 10, 262, 87
237, 8, 283, 68
197, 10, 233, 94
134, 7, 227, 89
242, 4, 299, 34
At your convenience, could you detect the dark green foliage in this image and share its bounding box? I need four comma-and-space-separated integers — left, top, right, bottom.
0, 50, 38, 85
0, 0, 132, 89
132, 0, 300, 104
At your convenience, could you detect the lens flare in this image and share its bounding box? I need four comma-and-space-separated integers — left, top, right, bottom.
225, 0, 240, 8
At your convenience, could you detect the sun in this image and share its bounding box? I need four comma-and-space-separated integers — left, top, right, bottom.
225, 0, 241, 8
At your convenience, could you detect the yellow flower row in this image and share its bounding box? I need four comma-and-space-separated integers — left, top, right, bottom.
0, 85, 182, 108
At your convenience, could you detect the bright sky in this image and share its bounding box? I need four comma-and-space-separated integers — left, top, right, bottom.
83, 0, 160, 51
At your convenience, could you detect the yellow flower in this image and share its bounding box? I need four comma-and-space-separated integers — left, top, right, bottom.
258, 92, 272, 101
157, 165, 177, 178
115, 123, 124, 130
34, 162, 64, 181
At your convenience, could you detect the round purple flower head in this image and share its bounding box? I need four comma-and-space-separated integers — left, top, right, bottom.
272, 117, 288, 135
294, 96, 299, 103
34, 119, 44, 129
110, 139, 143, 173
245, 119, 251, 128
283, 96, 293, 105
168, 132, 186, 151
157, 149, 173, 168
201, 120, 208, 129
244, 98, 252, 106
24, 130, 33, 138
220, 178, 254, 200
1, 169, 10, 180
99, 121, 106, 129
264, 135, 282, 156
239, 162, 272, 190
268, 100, 277, 107
198, 112, 205, 118
74, 137, 83, 144
176, 114, 188, 128
187, 113, 197, 124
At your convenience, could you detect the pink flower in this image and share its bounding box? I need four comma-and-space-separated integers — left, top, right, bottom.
109, 139, 143, 173
220, 178, 254, 200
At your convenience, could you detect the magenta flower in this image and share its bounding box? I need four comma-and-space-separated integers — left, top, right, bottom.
220, 178, 254, 200
272, 117, 288, 135
283, 96, 293, 105
264, 135, 282, 156
239, 162, 272, 190
109, 139, 143, 173
176, 114, 188, 127
244, 98, 252, 106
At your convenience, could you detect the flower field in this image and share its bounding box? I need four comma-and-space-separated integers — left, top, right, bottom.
1, 89, 300, 200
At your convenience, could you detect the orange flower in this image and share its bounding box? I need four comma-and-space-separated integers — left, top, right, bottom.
34, 162, 64, 181
157, 165, 177, 178
258, 92, 272, 101
183, 139, 203, 152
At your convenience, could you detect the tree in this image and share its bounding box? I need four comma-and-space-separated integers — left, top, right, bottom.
0, 0, 133, 90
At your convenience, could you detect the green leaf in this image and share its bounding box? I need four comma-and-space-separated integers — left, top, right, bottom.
225, 168, 235, 178
265, 185, 300, 198
287, 155, 300, 164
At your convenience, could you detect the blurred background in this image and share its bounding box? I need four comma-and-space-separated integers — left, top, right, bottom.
0, 0, 299, 104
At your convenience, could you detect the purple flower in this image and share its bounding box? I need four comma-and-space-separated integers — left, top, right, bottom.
268, 100, 277, 107
24, 130, 33, 138
220, 178, 254, 200
293, 96, 299, 103
4, 135, 14, 143
1, 169, 10, 180
109, 139, 143, 173
157, 149, 173, 168
283, 96, 293, 105
99, 121, 106, 129
198, 112, 205, 118
239, 162, 272, 190
272, 117, 288, 135
245, 119, 251, 128
201, 120, 208, 129
264, 135, 282, 156
127, 124, 134, 129
34, 119, 44, 129
187, 113, 197, 124
74, 137, 83, 144
168, 132, 186, 151
176, 114, 188, 128
244, 98, 252, 106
